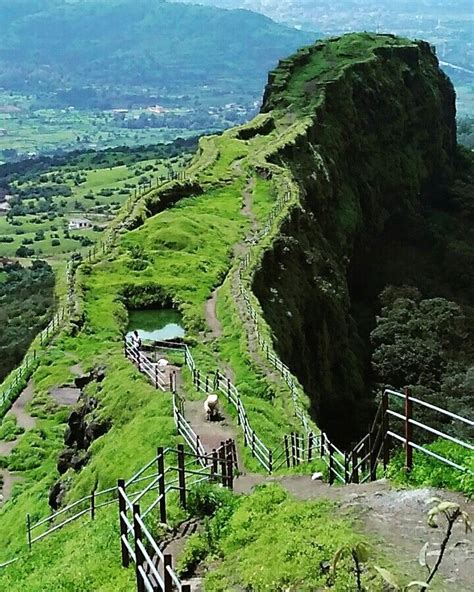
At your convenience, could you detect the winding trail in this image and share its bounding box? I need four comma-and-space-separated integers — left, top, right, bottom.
0, 380, 36, 505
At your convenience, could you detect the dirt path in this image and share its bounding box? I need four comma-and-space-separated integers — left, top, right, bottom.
0, 380, 36, 504
203, 176, 257, 341
184, 400, 242, 463
204, 289, 223, 339
9, 380, 36, 431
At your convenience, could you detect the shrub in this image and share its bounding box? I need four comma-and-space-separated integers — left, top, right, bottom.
187, 483, 236, 519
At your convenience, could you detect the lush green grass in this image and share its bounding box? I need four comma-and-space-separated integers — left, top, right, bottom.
387, 439, 474, 498
194, 483, 377, 592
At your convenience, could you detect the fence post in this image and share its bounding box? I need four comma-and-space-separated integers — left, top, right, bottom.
177, 444, 186, 509
351, 449, 359, 484
291, 432, 296, 467
268, 449, 273, 474
164, 554, 173, 592
308, 432, 313, 462
226, 441, 234, 489
227, 378, 231, 400
157, 447, 167, 524
328, 443, 335, 485
382, 390, 389, 471
133, 504, 145, 592
90, 489, 96, 520
236, 398, 241, 426
205, 375, 209, 393
284, 434, 290, 468
344, 452, 350, 483
404, 387, 413, 473
369, 430, 377, 482
117, 479, 129, 568
219, 442, 227, 486
212, 449, 218, 480
155, 364, 159, 389
251, 431, 256, 457
196, 435, 201, 461
26, 513, 32, 551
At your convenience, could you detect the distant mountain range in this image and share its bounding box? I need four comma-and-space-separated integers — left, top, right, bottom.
0, 0, 316, 107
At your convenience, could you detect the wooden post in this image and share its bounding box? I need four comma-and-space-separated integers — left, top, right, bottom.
157, 447, 167, 524
26, 513, 32, 551
308, 432, 314, 462
236, 398, 241, 426
155, 364, 159, 389
382, 390, 389, 471
177, 444, 186, 509
205, 375, 209, 393
291, 432, 296, 467
404, 387, 413, 473
344, 452, 350, 484
212, 449, 218, 480
164, 554, 173, 592
369, 430, 376, 482
227, 378, 231, 400
328, 443, 335, 486
227, 442, 234, 489
251, 431, 256, 457
219, 443, 227, 486
351, 449, 359, 484
133, 504, 145, 592
268, 449, 273, 474
196, 435, 201, 460
117, 479, 129, 568
90, 489, 96, 520
284, 434, 290, 468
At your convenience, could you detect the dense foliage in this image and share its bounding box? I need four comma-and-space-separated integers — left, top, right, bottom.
0, 260, 55, 381
371, 287, 473, 440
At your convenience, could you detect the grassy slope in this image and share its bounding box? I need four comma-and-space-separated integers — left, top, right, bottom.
0, 33, 461, 591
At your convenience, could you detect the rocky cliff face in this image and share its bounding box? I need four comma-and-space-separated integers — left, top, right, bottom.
253, 33, 458, 444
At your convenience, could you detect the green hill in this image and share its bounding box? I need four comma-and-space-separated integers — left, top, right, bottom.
0, 0, 315, 106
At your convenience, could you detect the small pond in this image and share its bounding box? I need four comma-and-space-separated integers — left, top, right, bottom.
126, 309, 185, 342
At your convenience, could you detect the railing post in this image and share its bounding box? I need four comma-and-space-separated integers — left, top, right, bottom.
320, 432, 325, 457
164, 554, 173, 592
155, 364, 159, 389
328, 443, 335, 485
196, 435, 201, 461
369, 430, 376, 482
177, 444, 186, 509
227, 378, 231, 400
382, 390, 389, 471
344, 452, 350, 483
404, 387, 413, 473
117, 479, 129, 568
133, 504, 145, 592
308, 432, 313, 462
351, 449, 359, 484
268, 449, 273, 474
236, 398, 241, 426
157, 447, 167, 524
284, 434, 290, 468
90, 489, 96, 520
291, 432, 296, 467
226, 441, 234, 489
26, 513, 32, 551
251, 431, 256, 457
211, 449, 218, 480
219, 442, 227, 486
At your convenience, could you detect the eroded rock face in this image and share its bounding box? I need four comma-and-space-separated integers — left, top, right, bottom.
49, 369, 110, 509
253, 36, 457, 446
